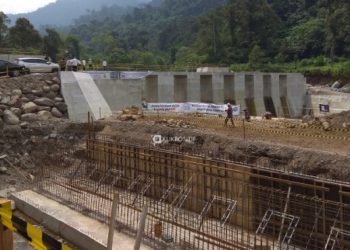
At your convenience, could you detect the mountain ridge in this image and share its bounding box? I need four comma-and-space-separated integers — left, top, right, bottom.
8, 0, 151, 28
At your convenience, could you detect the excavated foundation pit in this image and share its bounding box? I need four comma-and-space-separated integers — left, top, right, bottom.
30, 126, 350, 250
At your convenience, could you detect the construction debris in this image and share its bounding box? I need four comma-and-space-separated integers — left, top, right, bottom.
154, 119, 193, 128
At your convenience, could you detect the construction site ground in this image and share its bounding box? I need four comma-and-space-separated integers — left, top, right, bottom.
1, 73, 350, 249
96, 112, 350, 181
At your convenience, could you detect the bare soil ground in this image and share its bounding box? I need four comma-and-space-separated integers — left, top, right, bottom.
96, 113, 350, 181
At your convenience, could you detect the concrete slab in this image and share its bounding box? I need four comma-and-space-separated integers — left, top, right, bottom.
11, 190, 151, 250
60, 72, 112, 122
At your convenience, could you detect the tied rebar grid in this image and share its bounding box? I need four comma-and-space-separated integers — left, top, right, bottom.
35, 133, 350, 250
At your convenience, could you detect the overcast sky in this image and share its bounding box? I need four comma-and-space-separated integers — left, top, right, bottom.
0, 0, 56, 14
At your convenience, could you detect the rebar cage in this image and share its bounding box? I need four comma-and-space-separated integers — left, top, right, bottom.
35, 131, 350, 250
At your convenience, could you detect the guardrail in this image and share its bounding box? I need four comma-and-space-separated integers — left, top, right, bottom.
0, 198, 72, 250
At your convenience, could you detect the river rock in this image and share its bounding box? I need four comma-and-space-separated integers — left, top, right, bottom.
10, 107, 21, 117
21, 97, 30, 103
8, 95, 21, 107
22, 102, 38, 113
33, 97, 55, 107
32, 89, 43, 96
37, 106, 51, 111
51, 107, 63, 118
0, 96, 10, 105
43, 86, 51, 93
21, 113, 39, 121
51, 84, 60, 92
55, 102, 67, 112
12, 89, 22, 96
3, 110, 20, 125
331, 81, 341, 89
38, 110, 52, 120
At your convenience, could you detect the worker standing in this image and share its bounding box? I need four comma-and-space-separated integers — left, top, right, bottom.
225, 103, 235, 127
243, 108, 251, 122
102, 60, 107, 71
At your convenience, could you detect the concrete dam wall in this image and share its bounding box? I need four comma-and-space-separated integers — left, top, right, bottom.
94, 72, 307, 118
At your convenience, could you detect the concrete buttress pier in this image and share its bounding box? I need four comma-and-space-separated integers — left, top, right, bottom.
60, 72, 112, 122
91, 71, 307, 118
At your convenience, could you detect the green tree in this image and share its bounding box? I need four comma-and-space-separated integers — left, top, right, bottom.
65, 35, 81, 58
42, 28, 63, 62
283, 18, 325, 60
324, 1, 350, 59
0, 12, 9, 46
8, 18, 41, 49
248, 45, 265, 68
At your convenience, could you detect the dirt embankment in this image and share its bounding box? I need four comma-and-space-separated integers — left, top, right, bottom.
0, 74, 84, 194
306, 74, 350, 86
97, 120, 350, 182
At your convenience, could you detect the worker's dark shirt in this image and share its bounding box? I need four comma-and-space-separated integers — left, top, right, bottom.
226, 106, 233, 117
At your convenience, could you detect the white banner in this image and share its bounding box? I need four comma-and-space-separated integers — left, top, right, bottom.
143, 102, 240, 116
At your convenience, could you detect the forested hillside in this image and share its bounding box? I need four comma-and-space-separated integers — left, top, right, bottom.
68, 0, 350, 73
1, 0, 350, 75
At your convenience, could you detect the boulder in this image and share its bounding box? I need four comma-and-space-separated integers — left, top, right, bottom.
0, 96, 10, 105
2, 125, 21, 137
52, 77, 60, 84
10, 107, 22, 117
0, 109, 3, 117
32, 89, 43, 96
340, 84, 350, 93
3, 110, 20, 125
25, 94, 36, 101
12, 89, 22, 96
43, 86, 51, 93
22, 87, 32, 94
21, 97, 30, 103
119, 114, 133, 121
331, 81, 341, 89
22, 102, 38, 113
50, 84, 60, 92
44, 91, 57, 99
38, 110, 52, 120
49, 133, 58, 139
20, 122, 28, 129
8, 95, 21, 107
302, 115, 313, 123
21, 113, 39, 121
55, 102, 67, 112
33, 97, 55, 107
45, 80, 53, 85
37, 106, 51, 112
0, 105, 7, 110
322, 121, 330, 131
0, 117, 3, 129
54, 97, 63, 102
0, 166, 8, 174
51, 107, 63, 118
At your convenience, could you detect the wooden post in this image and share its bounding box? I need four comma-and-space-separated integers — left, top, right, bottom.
0, 199, 13, 250
242, 118, 246, 140
134, 205, 148, 250
107, 193, 119, 250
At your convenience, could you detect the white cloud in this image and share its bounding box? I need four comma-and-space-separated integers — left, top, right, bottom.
0, 0, 57, 14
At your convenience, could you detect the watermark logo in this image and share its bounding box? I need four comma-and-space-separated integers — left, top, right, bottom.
152, 135, 196, 146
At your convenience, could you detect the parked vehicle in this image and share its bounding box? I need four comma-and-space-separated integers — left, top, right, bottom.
15, 58, 60, 73
0, 59, 26, 77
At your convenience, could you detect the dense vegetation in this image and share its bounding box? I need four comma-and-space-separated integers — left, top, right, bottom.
1, 0, 350, 75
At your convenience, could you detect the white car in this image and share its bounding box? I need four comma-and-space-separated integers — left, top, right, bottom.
15, 58, 60, 73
